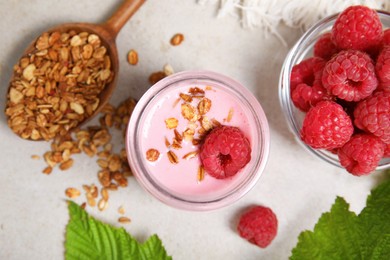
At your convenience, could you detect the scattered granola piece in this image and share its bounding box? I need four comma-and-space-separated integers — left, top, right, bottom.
170, 33, 184, 46
189, 87, 205, 96
171, 138, 182, 150
198, 98, 212, 115
118, 206, 125, 215
146, 148, 160, 162
172, 97, 181, 108
165, 118, 179, 129
31, 155, 40, 160
165, 137, 171, 148
87, 196, 96, 207
163, 64, 174, 75
200, 116, 213, 131
127, 49, 138, 65
42, 166, 53, 175
180, 93, 193, 102
65, 187, 81, 198
211, 118, 222, 127
183, 151, 198, 160
174, 129, 183, 141
226, 108, 234, 122
183, 128, 195, 141
149, 71, 166, 85
101, 188, 109, 201
181, 103, 198, 122
98, 198, 108, 211
59, 159, 74, 171
197, 165, 205, 182
167, 150, 179, 164
118, 216, 131, 224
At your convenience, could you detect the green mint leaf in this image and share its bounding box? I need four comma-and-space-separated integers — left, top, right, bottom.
291, 197, 360, 260
65, 201, 172, 260
358, 178, 390, 259
291, 177, 390, 260
371, 234, 390, 260
139, 235, 172, 260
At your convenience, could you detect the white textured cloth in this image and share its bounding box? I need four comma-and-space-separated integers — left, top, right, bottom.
198, 0, 390, 45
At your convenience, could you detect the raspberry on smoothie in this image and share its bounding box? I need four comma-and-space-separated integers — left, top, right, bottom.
200, 126, 251, 179
144, 84, 252, 183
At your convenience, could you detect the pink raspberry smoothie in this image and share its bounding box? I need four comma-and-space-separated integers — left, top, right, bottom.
126, 71, 269, 210
141, 83, 253, 196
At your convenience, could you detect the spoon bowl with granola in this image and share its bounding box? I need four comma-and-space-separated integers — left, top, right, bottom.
5, 0, 145, 141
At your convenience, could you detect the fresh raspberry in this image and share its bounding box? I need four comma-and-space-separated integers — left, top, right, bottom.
338, 134, 385, 176
384, 143, 390, 158
290, 57, 325, 92
237, 206, 278, 248
331, 5, 383, 52
290, 57, 331, 111
292, 84, 331, 112
199, 126, 251, 179
301, 101, 354, 149
375, 45, 390, 92
353, 91, 390, 144
314, 32, 339, 60
321, 50, 378, 101
383, 28, 390, 46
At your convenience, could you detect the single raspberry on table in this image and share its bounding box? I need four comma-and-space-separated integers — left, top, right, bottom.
301, 100, 354, 149
321, 49, 378, 102
338, 134, 385, 176
375, 45, 390, 92
331, 5, 383, 52
199, 126, 251, 179
313, 32, 339, 60
353, 91, 390, 144
237, 206, 278, 248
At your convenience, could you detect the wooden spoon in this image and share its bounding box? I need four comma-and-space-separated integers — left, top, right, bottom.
6, 0, 145, 140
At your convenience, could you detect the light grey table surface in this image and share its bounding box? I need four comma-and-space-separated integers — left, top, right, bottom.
0, 1, 382, 259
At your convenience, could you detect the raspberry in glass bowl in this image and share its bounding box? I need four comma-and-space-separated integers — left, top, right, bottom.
279, 6, 390, 175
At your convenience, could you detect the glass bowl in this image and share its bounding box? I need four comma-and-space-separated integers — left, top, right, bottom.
126, 70, 270, 211
279, 10, 390, 170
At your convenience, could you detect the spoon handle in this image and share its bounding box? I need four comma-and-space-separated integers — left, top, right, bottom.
104, 0, 145, 38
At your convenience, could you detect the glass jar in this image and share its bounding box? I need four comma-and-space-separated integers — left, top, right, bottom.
126, 70, 270, 211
